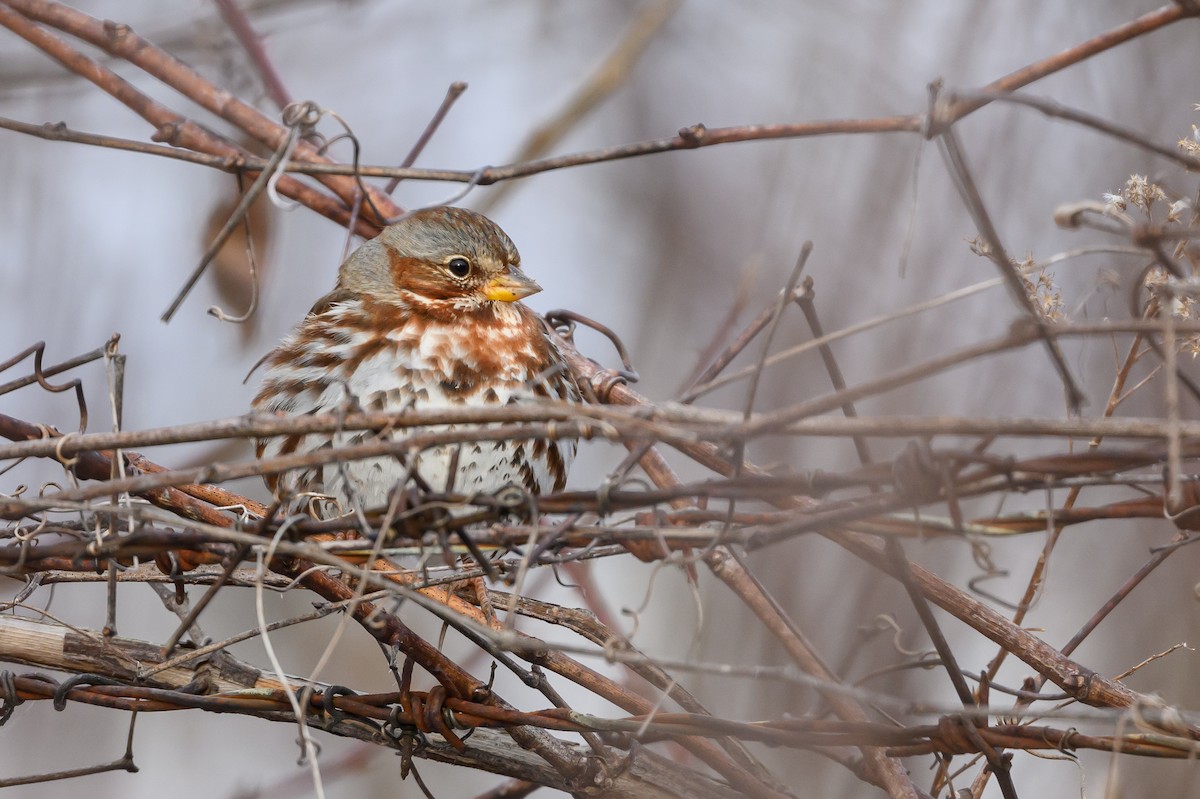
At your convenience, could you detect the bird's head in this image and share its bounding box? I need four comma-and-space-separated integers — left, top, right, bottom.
333, 206, 540, 311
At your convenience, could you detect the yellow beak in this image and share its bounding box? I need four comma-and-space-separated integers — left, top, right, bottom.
483, 265, 542, 302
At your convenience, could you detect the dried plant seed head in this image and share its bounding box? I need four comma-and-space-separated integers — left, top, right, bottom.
1180, 124, 1200, 158
1021, 269, 1065, 323
1123, 174, 1166, 212
966, 235, 990, 257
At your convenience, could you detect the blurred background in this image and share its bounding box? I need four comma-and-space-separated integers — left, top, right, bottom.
2, 1, 1199, 796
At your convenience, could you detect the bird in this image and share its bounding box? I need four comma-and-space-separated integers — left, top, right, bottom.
251, 206, 579, 515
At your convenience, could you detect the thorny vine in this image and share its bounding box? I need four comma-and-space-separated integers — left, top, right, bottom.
3, 2, 1200, 799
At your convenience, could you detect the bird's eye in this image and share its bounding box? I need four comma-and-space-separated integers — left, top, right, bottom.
446, 257, 471, 278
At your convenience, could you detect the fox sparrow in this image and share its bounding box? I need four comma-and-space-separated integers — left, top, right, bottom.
251, 206, 579, 512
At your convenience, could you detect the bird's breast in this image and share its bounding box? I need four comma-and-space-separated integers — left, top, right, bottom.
251, 297, 577, 508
